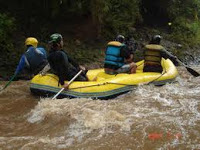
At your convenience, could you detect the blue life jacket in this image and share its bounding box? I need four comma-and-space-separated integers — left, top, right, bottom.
24, 46, 47, 73
104, 41, 125, 68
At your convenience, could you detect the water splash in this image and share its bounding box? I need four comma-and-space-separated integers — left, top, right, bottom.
1, 70, 200, 149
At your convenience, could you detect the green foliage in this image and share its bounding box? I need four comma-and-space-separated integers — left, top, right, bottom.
2, 0, 200, 76
90, 0, 141, 39
1, 0, 141, 40
90, 0, 110, 38
168, 0, 200, 20
0, 13, 16, 76
0, 13, 15, 52
170, 18, 200, 45
167, 0, 200, 45
65, 39, 104, 65
64, 0, 89, 15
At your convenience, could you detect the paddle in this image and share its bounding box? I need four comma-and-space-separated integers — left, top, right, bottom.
0, 55, 27, 91
164, 49, 200, 77
174, 58, 200, 77
39, 63, 51, 75
0, 73, 17, 91
52, 70, 83, 100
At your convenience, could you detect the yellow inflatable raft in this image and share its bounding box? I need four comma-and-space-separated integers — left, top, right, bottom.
30, 58, 178, 99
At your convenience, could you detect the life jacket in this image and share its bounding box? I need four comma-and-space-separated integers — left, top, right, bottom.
24, 46, 47, 73
104, 41, 125, 68
144, 44, 164, 66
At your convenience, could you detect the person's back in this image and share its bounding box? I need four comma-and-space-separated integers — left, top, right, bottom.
15, 37, 48, 78
143, 35, 163, 73
48, 49, 80, 83
143, 35, 178, 73
104, 41, 126, 70
125, 36, 137, 60
24, 46, 48, 74
104, 35, 137, 75
47, 33, 87, 86
143, 43, 164, 73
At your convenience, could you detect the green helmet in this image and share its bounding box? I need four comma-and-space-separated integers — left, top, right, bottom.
49, 33, 63, 44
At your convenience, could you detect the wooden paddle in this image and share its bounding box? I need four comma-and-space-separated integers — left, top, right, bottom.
52, 70, 83, 100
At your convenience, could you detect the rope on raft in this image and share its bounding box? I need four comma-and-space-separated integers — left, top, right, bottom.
44, 65, 167, 90
69, 70, 167, 90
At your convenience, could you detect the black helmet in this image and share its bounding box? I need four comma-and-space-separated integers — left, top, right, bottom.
150, 35, 162, 44
116, 35, 125, 43
49, 33, 63, 44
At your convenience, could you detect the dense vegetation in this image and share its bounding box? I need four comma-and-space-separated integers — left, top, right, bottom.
0, 0, 200, 77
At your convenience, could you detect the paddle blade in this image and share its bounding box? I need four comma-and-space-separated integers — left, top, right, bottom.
186, 67, 200, 77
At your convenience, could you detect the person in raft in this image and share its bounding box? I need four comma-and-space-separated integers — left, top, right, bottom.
125, 34, 138, 61
15, 37, 48, 78
143, 35, 177, 73
47, 33, 88, 89
104, 34, 137, 75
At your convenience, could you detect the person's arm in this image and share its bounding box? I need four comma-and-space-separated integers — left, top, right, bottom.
15, 54, 29, 74
161, 48, 177, 59
57, 52, 71, 85
161, 48, 180, 66
126, 38, 137, 54
63, 51, 80, 68
68, 56, 80, 68
37, 47, 47, 59
66, 52, 87, 71
120, 46, 132, 63
58, 51, 83, 85
67, 55, 87, 75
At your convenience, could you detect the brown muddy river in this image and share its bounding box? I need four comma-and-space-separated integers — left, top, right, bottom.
0, 66, 200, 150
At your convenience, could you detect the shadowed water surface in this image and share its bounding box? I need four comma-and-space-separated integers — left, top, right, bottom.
0, 66, 200, 150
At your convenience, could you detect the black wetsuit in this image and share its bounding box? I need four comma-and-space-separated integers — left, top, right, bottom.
48, 50, 87, 85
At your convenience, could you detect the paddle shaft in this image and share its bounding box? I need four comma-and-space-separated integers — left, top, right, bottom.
163, 49, 200, 77
52, 70, 83, 100
0, 73, 17, 91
